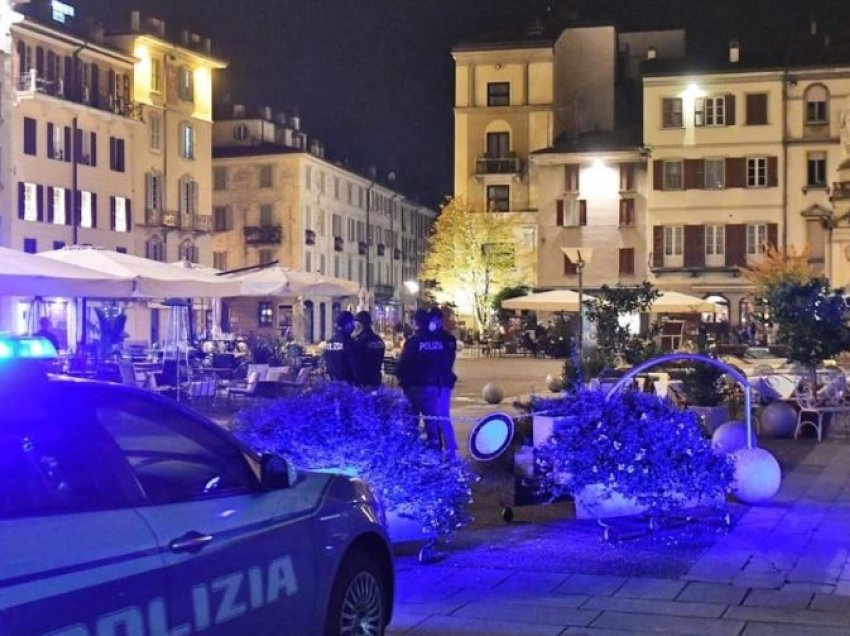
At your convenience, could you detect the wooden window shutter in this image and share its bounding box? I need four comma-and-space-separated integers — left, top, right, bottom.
47, 122, 54, 158
579, 200, 587, 226
75, 128, 83, 162
46, 186, 54, 223
653, 160, 664, 190
17, 182, 25, 220
767, 156, 778, 187
746, 93, 767, 125
694, 97, 705, 126
683, 225, 706, 268
563, 255, 577, 275
725, 224, 746, 267
653, 226, 664, 268
725, 94, 736, 125
565, 165, 579, 192
556, 199, 564, 226
90, 132, 97, 166
767, 223, 778, 249
63, 126, 71, 162
36, 185, 44, 222
74, 190, 81, 226
725, 158, 746, 188
64, 188, 72, 225
684, 159, 704, 189
110, 196, 116, 230
23, 118, 36, 155
619, 163, 635, 191
91, 193, 98, 228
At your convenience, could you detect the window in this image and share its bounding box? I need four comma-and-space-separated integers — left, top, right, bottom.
807, 152, 827, 187
746, 224, 768, 256
149, 114, 162, 151
51, 187, 66, 225
619, 199, 635, 226
47, 122, 69, 161
179, 122, 195, 159
116, 247, 127, 254
305, 251, 312, 272
663, 160, 683, 190
618, 248, 635, 275
347, 182, 353, 204
348, 218, 355, 242
486, 132, 510, 157
487, 82, 510, 107
179, 176, 198, 215
333, 176, 340, 199
564, 164, 580, 192
75, 129, 96, 166
109, 136, 125, 172
704, 159, 725, 189
746, 93, 768, 125
256, 302, 274, 328
213, 251, 227, 271
487, 185, 509, 212
145, 172, 162, 212
213, 167, 227, 191
305, 165, 312, 190
664, 225, 684, 260
150, 57, 161, 93
96, 399, 256, 504
746, 157, 767, 187
22, 182, 38, 221
556, 198, 587, 226
112, 196, 130, 233
805, 85, 828, 124
695, 96, 726, 126
24, 117, 36, 155
259, 204, 274, 227
563, 255, 577, 275
662, 98, 683, 128
318, 171, 325, 194
213, 205, 231, 231
258, 249, 275, 265
80, 190, 95, 228
53, 240, 65, 250
619, 163, 635, 192
705, 225, 725, 266
23, 238, 36, 253
179, 239, 197, 263
259, 165, 273, 188
146, 236, 164, 261
178, 66, 194, 102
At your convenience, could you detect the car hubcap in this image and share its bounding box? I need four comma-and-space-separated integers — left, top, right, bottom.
340, 571, 383, 636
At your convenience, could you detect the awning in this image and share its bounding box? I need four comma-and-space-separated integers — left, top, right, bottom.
650, 291, 721, 314
501, 289, 594, 312
226, 264, 359, 297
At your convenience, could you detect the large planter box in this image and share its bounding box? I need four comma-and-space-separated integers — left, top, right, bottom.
532, 414, 577, 449
686, 405, 729, 436
574, 484, 648, 519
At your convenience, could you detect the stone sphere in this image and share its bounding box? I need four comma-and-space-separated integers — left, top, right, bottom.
712, 421, 757, 454
482, 383, 504, 404
731, 447, 782, 503
456, 340, 465, 353
546, 374, 565, 393
760, 401, 797, 438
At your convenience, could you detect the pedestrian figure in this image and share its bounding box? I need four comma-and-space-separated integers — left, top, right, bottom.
352, 310, 386, 389
34, 316, 60, 352
429, 306, 458, 457
324, 311, 356, 383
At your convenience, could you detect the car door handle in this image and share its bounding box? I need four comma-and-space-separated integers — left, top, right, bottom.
169, 531, 214, 554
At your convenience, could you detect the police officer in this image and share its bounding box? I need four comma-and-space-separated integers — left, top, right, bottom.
352, 310, 386, 389
396, 308, 457, 457
429, 306, 458, 456
324, 311, 356, 383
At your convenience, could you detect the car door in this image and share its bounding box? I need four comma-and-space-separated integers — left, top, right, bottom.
0, 390, 166, 636
92, 391, 327, 635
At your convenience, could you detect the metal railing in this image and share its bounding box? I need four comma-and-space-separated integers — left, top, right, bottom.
244, 225, 283, 244
475, 155, 521, 175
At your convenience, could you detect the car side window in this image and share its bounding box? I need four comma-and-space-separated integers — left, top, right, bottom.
95, 397, 259, 504
0, 410, 128, 518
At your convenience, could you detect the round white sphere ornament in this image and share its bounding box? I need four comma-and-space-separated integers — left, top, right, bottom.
482, 383, 504, 404
732, 447, 782, 503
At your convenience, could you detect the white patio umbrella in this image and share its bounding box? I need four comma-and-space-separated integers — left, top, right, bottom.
40, 246, 240, 298
227, 264, 359, 297
0, 246, 134, 297
649, 291, 721, 314
501, 289, 594, 312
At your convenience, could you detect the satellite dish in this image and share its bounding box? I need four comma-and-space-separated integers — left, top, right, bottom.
468, 412, 515, 462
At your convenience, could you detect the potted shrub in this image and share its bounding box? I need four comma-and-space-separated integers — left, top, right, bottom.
231, 382, 476, 541
531, 388, 734, 519
681, 332, 730, 435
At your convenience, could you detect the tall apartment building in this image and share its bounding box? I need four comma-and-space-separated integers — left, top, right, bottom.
644, 31, 850, 323
212, 105, 435, 342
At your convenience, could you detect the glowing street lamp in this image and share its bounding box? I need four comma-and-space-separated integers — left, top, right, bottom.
560, 247, 594, 350
403, 280, 420, 310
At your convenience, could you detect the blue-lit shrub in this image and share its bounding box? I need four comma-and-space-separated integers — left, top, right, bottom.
533, 389, 734, 512
232, 382, 475, 537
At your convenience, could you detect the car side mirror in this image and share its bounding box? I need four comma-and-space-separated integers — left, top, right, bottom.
260, 453, 295, 490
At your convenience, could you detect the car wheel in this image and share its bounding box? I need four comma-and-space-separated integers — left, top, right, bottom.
324, 550, 387, 636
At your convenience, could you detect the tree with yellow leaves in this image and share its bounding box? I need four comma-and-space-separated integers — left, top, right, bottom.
740, 244, 812, 294
421, 196, 525, 331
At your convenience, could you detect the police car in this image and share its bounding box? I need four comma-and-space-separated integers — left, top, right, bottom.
0, 336, 393, 635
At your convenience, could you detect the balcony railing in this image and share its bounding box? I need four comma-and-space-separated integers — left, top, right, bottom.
376, 244, 385, 256
358, 241, 367, 255
192, 215, 212, 232
373, 284, 395, 299
17, 71, 142, 121
305, 229, 316, 245
244, 225, 283, 244
475, 154, 521, 175
142, 209, 180, 228
394, 248, 402, 260
831, 181, 850, 201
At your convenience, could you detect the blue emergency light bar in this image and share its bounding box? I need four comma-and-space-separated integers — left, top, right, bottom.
0, 336, 57, 361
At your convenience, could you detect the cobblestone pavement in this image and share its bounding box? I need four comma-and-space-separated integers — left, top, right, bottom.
386, 357, 850, 635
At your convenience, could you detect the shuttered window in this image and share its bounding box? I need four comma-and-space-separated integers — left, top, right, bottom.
662, 98, 683, 128
746, 158, 768, 187
745, 93, 768, 125
23, 117, 37, 155
663, 160, 683, 190
619, 199, 635, 226
564, 164, 580, 192
618, 248, 635, 275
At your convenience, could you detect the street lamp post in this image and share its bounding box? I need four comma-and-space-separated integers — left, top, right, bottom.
560, 247, 594, 352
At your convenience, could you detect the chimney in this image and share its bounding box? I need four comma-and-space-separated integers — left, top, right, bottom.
130, 10, 140, 31
232, 103, 245, 118
646, 46, 657, 60
148, 17, 166, 37
261, 105, 273, 120
275, 111, 287, 126
729, 38, 740, 63
810, 18, 817, 36
88, 22, 105, 43
180, 30, 189, 46
290, 113, 301, 130
203, 38, 212, 54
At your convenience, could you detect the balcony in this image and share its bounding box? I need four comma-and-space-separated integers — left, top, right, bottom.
192, 215, 212, 232
831, 181, 850, 201
141, 209, 180, 229
17, 71, 142, 121
475, 154, 521, 175
305, 229, 316, 245
358, 241, 368, 255
334, 236, 344, 252
373, 284, 395, 299
244, 225, 283, 244
376, 244, 385, 256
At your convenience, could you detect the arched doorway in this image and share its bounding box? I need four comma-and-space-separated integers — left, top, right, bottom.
319, 302, 327, 342
303, 300, 314, 343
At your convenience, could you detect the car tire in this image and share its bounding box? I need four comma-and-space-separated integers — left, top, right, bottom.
324, 550, 387, 636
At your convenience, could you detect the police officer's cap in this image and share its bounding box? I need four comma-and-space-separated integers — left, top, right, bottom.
413, 308, 431, 329
354, 310, 372, 326
428, 307, 444, 322
336, 310, 355, 328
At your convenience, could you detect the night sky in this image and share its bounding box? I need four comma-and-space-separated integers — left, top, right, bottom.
83, 0, 850, 207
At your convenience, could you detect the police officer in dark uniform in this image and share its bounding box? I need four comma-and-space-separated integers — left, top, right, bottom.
324, 311, 355, 383
352, 310, 386, 389
429, 306, 458, 456
396, 308, 457, 456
